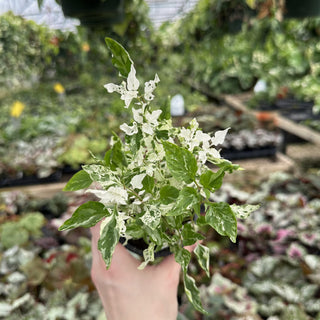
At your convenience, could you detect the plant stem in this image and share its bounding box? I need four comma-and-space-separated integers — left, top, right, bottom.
126, 187, 143, 201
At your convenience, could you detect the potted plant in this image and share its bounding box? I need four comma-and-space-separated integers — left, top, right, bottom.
285, 0, 320, 18
59, 0, 125, 27
59, 38, 258, 313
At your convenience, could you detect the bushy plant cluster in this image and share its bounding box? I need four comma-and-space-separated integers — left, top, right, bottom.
0, 191, 104, 320
0, 63, 208, 180
0, 3, 196, 180
0, 80, 127, 180
0, 0, 155, 89
157, 0, 320, 112
0, 12, 58, 90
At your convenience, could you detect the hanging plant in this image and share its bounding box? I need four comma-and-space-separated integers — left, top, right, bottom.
59, 0, 125, 27
285, 0, 320, 18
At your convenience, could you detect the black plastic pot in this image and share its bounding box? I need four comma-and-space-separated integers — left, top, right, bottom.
119, 237, 171, 258
285, 0, 320, 18
60, 0, 125, 27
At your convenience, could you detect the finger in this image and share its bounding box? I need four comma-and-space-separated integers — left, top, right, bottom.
184, 240, 202, 253
154, 254, 181, 289
90, 221, 102, 244
90, 221, 109, 271
157, 253, 181, 273
111, 243, 141, 268
90, 222, 101, 254
156, 240, 202, 273
91, 227, 141, 272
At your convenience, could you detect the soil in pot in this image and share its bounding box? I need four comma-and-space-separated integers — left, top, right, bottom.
119, 237, 171, 258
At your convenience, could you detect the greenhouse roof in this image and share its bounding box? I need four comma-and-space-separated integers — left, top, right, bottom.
0, 0, 198, 30
0, 0, 79, 31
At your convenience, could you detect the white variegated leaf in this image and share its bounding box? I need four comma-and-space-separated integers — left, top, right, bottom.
130, 173, 146, 190
132, 108, 143, 123
194, 244, 210, 277
230, 204, 260, 219
120, 122, 138, 135
138, 243, 155, 270
144, 74, 160, 101
87, 187, 128, 206
142, 123, 154, 135
140, 208, 161, 230
127, 64, 140, 91
146, 110, 162, 124
104, 83, 125, 94
211, 128, 230, 146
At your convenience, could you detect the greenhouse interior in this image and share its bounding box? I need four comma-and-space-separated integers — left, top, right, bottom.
1, 0, 320, 319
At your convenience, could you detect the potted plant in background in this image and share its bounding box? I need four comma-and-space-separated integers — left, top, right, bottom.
59, 38, 259, 313
285, 0, 320, 18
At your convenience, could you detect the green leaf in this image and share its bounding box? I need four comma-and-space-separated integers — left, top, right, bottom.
168, 187, 200, 216
142, 175, 155, 193
195, 215, 207, 227
159, 97, 171, 120
105, 37, 132, 77
230, 204, 260, 219
160, 185, 179, 204
205, 202, 237, 243
216, 160, 241, 173
164, 215, 183, 229
125, 221, 145, 239
182, 223, 205, 246
163, 141, 197, 184
138, 243, 155, 270
155, 129, 169, 140
98, 215, 120, 269
208, 158, 241, 173
200, 169, 225, 191
200, 161, 240, 192
183, 272, 208, 314
144, 226, 163, 246
59, 202, 108, 231
82, 164, 111, 184
140, 209, 161, 231
194, 244, 210, 277
126, 129, 142, 154
63, 170, 92, 191
173, 245, 191, 272
105, 139, 127, 170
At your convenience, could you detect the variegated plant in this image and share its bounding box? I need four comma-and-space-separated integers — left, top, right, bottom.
59, 38, 258, 314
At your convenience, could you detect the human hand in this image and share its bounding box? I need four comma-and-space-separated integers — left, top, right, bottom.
90, 222, 197, 320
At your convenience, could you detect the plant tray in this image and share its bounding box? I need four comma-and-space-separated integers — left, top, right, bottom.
61, 165, 82, 175
221, 146, 277, 160
223, 94, 320, 148
0, 170, 62, 188
274, 99, 319, 123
